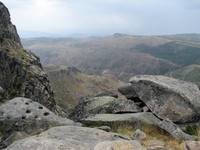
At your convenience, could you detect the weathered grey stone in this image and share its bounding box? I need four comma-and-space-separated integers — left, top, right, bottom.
119, 75, 200, 123
70, 96, 142, 121
143, 106, 150, 112
145, 140, 169, 150
0, 97, 77, 148
0, 2, 57, 112
94, 140, 146, 150
0, 2, 22, 48
0, 86, 4, 94
97, 126, 111, 132
132, 129, 146, 141
83, 113, 161, 127
157, 119, 196, 141
6, 126, 136, 150
0, 86, 4, 101
0, 131, 29, 149
83, 113, 196, 140
118, 83, 137, 99
184, 141, 200, 150
95, 91, 119, 98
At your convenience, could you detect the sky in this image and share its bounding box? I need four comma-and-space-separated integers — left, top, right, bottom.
1, 0, 200, 37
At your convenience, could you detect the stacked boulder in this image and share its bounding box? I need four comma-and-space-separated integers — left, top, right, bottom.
119, 75, 200, 124
70, 75, 200, 142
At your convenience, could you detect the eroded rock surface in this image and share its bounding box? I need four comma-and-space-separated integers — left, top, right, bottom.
5, 126, 140, 150
95, 91, 119, 98
132, 129, 147, 141
0, 97, 77, 148
94, 140, 146, 150
70, 96, 142, 121
83, 113, 195, 140
184, 141, 200, 150
0, 2, 21, 48
119, 75, 200, 123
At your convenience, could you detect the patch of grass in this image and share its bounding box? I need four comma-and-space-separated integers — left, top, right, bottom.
85, 122, 184, 150
112, 124, 184, 150
7, 48, 31, 64
184, 124, 200, 140
115, 126, 135, 137
141, 126, 184, 150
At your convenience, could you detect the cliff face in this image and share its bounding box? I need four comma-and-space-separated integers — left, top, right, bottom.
0, 2, 22, 48
0, 2, 56, 111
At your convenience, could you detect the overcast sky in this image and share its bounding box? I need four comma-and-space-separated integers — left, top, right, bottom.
1, 0, 200, 37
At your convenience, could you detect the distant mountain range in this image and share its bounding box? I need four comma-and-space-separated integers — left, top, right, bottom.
22, 33, 200, 81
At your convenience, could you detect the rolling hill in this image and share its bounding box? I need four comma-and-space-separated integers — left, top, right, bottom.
23, 34, 200, 80
167, 64, 200, 83
44, 65, 124, 114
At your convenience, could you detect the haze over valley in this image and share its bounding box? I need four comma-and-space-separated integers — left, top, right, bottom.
23, 33, 200, 81
1, 0, 200, 149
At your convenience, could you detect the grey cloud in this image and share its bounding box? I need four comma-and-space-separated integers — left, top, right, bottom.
0, 0, 200, 37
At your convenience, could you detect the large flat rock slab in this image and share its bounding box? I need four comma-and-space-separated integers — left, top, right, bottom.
5, 126, 146, 150
83, 113, 195, 140
0, 97, 76, 128
70, 96, 142, 121
83, 113, 158, 125
184, 141, 200, 150
119, 75, 200, 123
0, 97, 78, 148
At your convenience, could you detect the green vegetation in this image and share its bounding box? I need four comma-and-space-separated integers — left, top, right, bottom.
3, 48, 32, 65
185, 124, 200, 140
167, 64, 200, 82
136, 42, 200, 66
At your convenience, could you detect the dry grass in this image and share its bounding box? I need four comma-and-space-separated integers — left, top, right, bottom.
110, 124, 185, 150
141, 127, 184, 150
115, 126, 135, 137
5, 48, 31, 65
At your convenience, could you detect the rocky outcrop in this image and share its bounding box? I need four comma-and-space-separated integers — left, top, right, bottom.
5, 126, 144, 150
144, 140, 169, 150
0, 2, 21, 48
184, 141, 200, 150
83, 112, 159, 126
95, 91, 119, 98
0, 2, 56, 111
94, 140, 146, 150
83, 113, 195, 140
0, 97, 77, 148
70, 96, 142, 121
119, 75, 200, 123
132, 129, 147, 141
0, 86, 4, 101
0, 50, 56, 110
